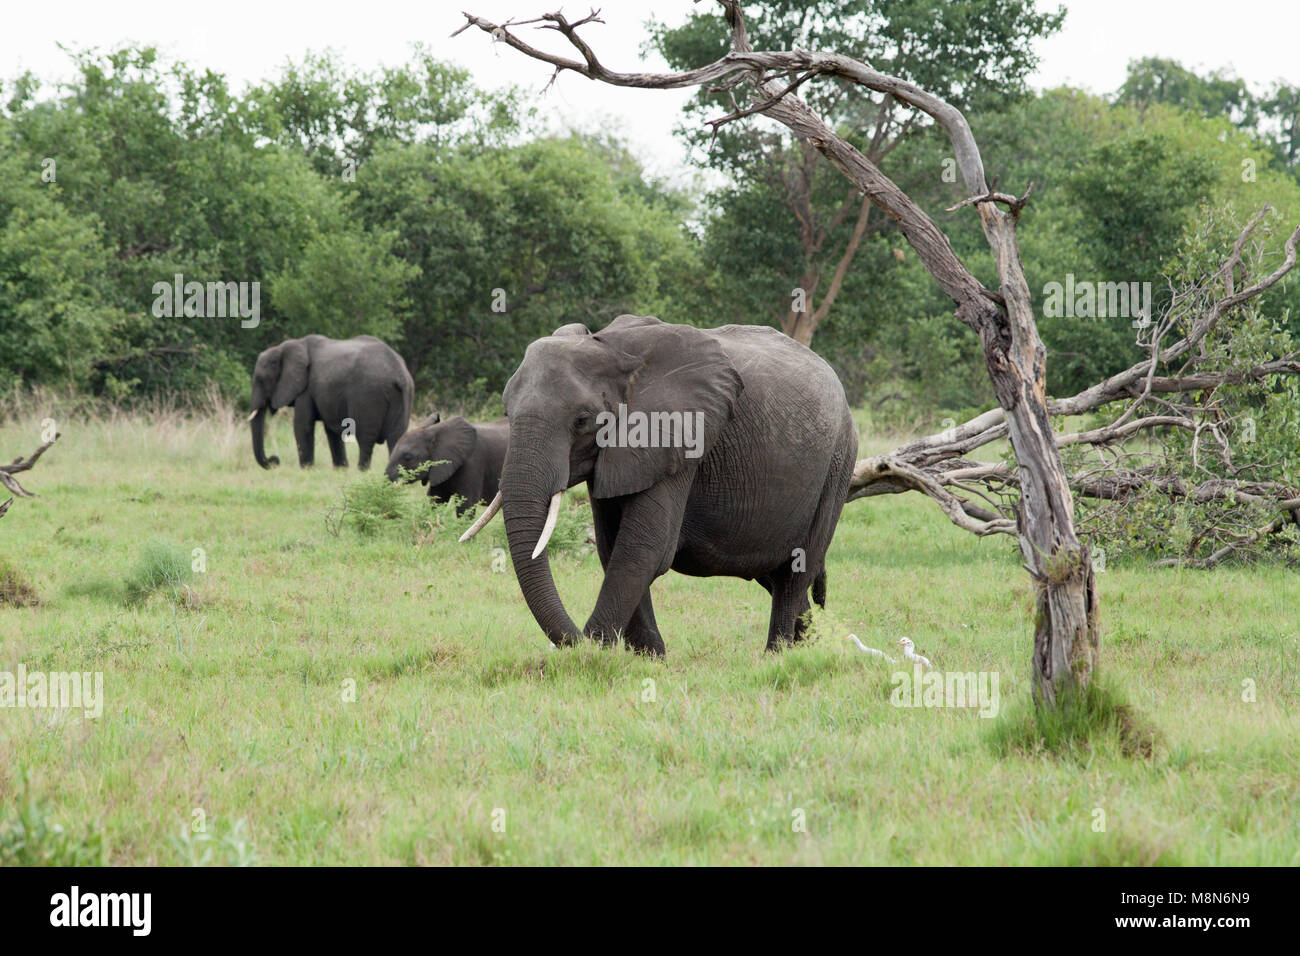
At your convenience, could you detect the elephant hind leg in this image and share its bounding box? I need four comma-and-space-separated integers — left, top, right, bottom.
325, 429, 348, 468
765, 570, 814, 652
765, 450, 852, 649
356, 440, 376, 471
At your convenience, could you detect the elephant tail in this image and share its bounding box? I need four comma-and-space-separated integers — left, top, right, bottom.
812, 569, 827, 609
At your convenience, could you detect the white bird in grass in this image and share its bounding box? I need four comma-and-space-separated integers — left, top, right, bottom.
897, 637, 932, 669
846, 634, 896, 663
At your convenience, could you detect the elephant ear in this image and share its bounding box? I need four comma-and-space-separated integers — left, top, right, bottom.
591, 315, 743, 499
552, 322, 590, 337
271, 339, 310, 409
424, 416, 478, 487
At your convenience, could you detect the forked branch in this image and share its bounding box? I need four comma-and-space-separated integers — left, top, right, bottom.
0, 433, 61, 499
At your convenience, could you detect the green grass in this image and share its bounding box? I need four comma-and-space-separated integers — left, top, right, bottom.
0, 401, 1296, 865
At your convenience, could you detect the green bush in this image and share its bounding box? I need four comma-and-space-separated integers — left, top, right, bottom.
339, 475, 418, 538
0, 798, 106, 866
124, 538, 193, 604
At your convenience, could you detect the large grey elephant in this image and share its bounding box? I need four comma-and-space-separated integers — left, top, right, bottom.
461, 314, 858, 656
385, 415, 509, 515
248, 334, 414, 471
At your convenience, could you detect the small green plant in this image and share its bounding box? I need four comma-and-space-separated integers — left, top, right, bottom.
396, 461, 439, 483
170, 818, 259, 866
123, 537, 193, 605
339, 474, 417, 537
0, 794, 106, 865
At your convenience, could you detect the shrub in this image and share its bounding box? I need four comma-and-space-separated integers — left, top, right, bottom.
340, 475, 417, 537
124, 538, 193, 604
0, 554, 40, 607
0, 797, 106, 866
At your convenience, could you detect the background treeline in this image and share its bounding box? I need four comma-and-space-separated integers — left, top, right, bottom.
2, 25, 1298, 416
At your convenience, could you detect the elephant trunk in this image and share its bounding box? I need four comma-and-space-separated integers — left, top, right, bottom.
500, 436, 581, 647
250, 406, 279, 469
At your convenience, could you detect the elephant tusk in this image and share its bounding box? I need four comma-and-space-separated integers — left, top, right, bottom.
247, 409, 260, 422
458, 491, 502, 543
531, 492, 563, 560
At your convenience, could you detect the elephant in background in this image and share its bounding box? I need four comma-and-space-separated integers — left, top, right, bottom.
249, 334, 414, 471
385, 415, 509, 515
461, 314, 858, 656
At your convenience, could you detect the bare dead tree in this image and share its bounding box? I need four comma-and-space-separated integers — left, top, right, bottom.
0, 433, 60, 499
457, 2, 1099, 707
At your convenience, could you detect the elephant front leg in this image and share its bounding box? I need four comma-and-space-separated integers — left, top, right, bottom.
589, 496, 666, 656
293, 398, 318, 467
585, 481, 685, 655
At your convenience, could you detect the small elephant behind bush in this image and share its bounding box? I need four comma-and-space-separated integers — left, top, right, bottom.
385, 415, 509, 516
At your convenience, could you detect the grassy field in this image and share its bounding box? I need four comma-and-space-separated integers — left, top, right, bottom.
1, 398, 1297, 865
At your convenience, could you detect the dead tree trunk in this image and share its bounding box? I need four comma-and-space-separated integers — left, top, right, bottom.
458, 1, 1099, 706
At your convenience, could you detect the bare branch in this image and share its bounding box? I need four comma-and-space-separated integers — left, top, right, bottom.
0, 433, 61, 498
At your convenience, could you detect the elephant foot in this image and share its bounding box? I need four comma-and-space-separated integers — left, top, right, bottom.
585, 621, 665, 657
624, 630, 666, 658
584, 624, 621, 648
578, 621, 657, 656
764, 609, 815, 651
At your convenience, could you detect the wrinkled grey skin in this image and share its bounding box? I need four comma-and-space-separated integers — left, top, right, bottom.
500, 314, 858, 656
385, 415, 509, 515
249, 334, 414, 471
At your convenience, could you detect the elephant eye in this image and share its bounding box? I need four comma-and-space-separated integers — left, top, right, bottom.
574, 414, 590, 431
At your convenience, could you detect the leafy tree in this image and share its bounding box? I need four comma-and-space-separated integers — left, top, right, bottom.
1260, 83, 1300, 171
350, 135, 711, 400
243, 48, 529, 177
269, 230, 417, 343
1117, 57, 1258, 128
1, 45, 479, 398
0, 137, 125, 390
652, 0, 1065, 345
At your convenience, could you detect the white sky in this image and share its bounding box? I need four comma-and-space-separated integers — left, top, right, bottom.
3, 0, 1296, 187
